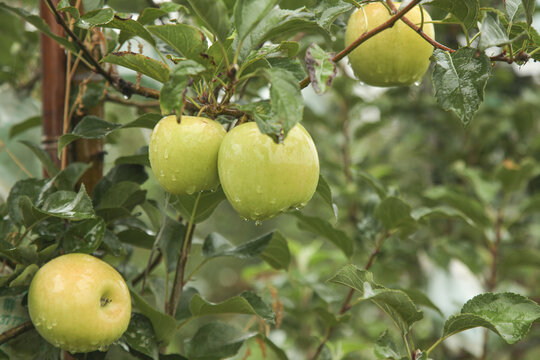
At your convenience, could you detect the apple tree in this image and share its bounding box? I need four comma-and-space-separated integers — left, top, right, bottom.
0, 0, 540, 359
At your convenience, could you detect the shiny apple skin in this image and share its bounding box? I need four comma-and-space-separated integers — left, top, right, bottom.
345, 2, 435, 87
218, 122, 320, 221
28, 253, 131, 353
149, 115, 226, 195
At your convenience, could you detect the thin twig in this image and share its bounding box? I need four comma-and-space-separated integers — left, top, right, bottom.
167, 193, 201, 317
0, 321, 33, 346
105, 94, 160, 108
310, 231, 390, 360
43, 0, 160, 99
132, 251, 163, 286
385, 0, 529, 64
481, 209, 504, 360
299, 0, 423, 89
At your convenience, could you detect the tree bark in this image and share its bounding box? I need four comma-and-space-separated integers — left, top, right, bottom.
40, 0, 66, 174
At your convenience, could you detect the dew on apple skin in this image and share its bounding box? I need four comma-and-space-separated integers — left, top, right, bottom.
186, 185, 196, 194
270, 198, 277, 205
254, 220, 262, 226
240, 216, 249, 222
98, 344, 109, 352
233, 195, 241, 203
413, 81, 421, 87
164, 149, 169, 159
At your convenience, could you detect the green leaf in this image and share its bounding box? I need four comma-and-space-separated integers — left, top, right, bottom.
258, 335, 289, 360
103, 17, 156, 46
9, 264, 38, 287
374, 330, 404, 360
123, 313, 159, 360
190, 291, 275, 323
76, 8, 114, 29
505, 0, 522, 23
412, 206, 475, 228
375, 197, 417, 236
0, 241, 37, 265
260, 231, 290, 270
19, 140, 59, 177
316, 175, 337, 220
356, 169, 387, 199
130, 289, 177, 345
329, 264, 423, 332
147, 24, 208, 63
159, 60, 206, 114
305, 43, 337, 95
442, 293, 540, 344
500, 247, 540, 269
138, 3, 182, 25
185, 321, 254, 360
238, 8, 325, 61
0, 3, 77, 53
7, 179, 50, 225
8, 116, 41, 139
313, 0, 353, 29
57, 0, 80, 22
117, 228, 154, 249
234, 0, 278, 43
58, 116, 122, 156
479, 13, 510, 50
423, 186, 491, 228
522, 0, 535, 26
294, 213, 353, 257
122, 113, 162, 129
400, 288, 443, 315
40, 185, 95, 220
176, 287, 199, 321
62, 218, 105, 254
93, 164, 148, 206
172, 187, 225, 224
265, 67, 304, 141
96, 181, 146, 211
55, 162, 92, 191
431, 48, 491, 125
495, 158, 538, 194
101, 52, 169, 83
186, 0, 231, 42
158, 216, 185, 273
425, 0, 479, 29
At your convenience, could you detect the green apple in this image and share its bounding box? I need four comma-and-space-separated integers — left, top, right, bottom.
345, 2, 435, 87
28, 253, 131, 353
149, 115, 226, 195
218, 122, 319, 221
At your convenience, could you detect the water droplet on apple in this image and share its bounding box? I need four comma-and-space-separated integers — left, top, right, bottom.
46, 323, 53, 330
123, 94, 131, 100
164, 149, 169, 159
240, 216, 249, 222
159, 169, 164, 178
98, 344, 109, 352
234, 195, 241, 203
171, 174, 177, 182
254, 220, 262, 226
413, 81, 421, 87
270, 198, 277, 205
186, 185, 196, 194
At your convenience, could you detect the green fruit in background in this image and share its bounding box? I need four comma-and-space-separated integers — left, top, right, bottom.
149, 115, 226, 195
345, 2, 435, 87
218, 122, 320, 221
28, 253, 131, 353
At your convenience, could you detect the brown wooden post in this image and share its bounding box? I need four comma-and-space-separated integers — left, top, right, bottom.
40, 0, 66, 173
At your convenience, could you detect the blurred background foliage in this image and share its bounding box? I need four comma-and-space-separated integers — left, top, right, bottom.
0, 0, 539, 359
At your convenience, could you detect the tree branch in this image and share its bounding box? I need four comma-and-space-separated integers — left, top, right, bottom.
310, 231, 390, 360
0, 321, 33, 346
43, 0, 160, 99
300, 0, 423, 89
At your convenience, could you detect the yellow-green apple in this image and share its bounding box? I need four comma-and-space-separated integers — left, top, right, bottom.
218, 122, 319, 221
345, 2, 435, 87
28, 253, 131, 353
149, 115, 226, 195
